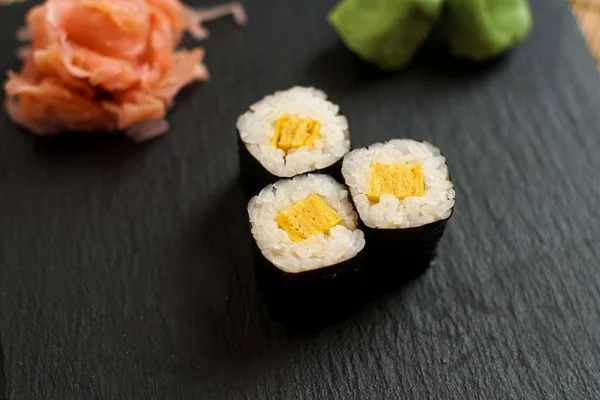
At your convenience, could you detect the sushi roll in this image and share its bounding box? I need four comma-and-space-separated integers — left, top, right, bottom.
237, 86, 351, 197
247, 173, 366, 328
342, 139, 455, 281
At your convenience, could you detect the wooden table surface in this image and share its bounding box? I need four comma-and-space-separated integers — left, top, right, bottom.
571, 0, 600, 65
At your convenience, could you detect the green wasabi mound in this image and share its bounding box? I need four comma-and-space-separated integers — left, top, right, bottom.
327, 0, 445, 70
442, 0, 533, 61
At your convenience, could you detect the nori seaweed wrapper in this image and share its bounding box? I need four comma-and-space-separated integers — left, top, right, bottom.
237, 136, 345, 199
251, 239, 366, 331
363, 211, 453, 285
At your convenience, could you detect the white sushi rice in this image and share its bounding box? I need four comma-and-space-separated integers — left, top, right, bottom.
248, 174, 365, 273
236, 86, 350, 177
342, 139, 455, 229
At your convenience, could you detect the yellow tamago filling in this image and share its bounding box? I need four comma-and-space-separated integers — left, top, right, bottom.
271, 115, 320, 152
275, 194, 342, 243
368, 163, 425, 202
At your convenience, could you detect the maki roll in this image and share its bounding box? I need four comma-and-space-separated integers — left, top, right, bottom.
342, 139, 455, 281
247, 173, 366, 328
237, 87, 351, 197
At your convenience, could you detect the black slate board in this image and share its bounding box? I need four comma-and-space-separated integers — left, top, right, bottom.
1, 0, 600, 399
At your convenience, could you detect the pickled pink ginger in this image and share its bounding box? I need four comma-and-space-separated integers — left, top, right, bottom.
4, 0, 246, 141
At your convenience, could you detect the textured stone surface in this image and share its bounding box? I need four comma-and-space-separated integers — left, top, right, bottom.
1, 0, 600, 399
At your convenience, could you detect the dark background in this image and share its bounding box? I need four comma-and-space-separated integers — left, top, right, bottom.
1, 0, 600, 399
